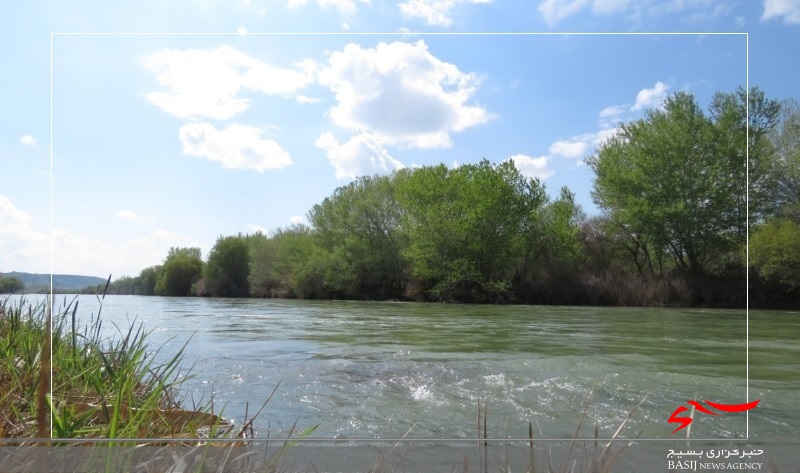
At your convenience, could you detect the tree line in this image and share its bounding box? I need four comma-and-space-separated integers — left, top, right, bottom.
92, 87, 800, 308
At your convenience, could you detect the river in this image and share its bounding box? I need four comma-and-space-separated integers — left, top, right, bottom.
23, 295, 800, 469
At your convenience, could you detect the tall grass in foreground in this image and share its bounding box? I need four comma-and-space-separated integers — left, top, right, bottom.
0, 294, 241, 440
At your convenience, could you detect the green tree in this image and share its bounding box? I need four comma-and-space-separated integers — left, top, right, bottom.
396, 160, 545, 302
749, 218, 800, 290
765, 98, 800, 221
308, 174, 407, 299
587, 90, 771, 275
204, 234, 250, 297
708, 86, 780, 229
135, 265, 160, 295
0, 276, 25, 293
539, 186, 586, 275
248, 224, 329, 299
154, 247, 203, 296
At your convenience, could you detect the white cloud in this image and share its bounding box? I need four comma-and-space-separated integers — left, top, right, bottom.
762, 0, 800, 24
296, 95, 322, 104
538, 0, 738, 26
538, 0, 590, 25
247, 223, 271, 235
315, 132, 405, 179
117, 209, 138, 220
0, 194, 207, 277
549, 139, 589, 159
179, 123, 293, 171
142, 46, 316, 120
288, 0, 370, 15
0, 196, 36, 240
289, 215, 306, 225
399, 0, 492, 27
20, 135, 37, 146
598, 104, 626, 119
505, 154, 555, 180
318, 40, 493, 149
631, 81, 669, 111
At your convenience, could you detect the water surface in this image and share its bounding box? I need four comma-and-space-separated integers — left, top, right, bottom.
43, 295, 797, 444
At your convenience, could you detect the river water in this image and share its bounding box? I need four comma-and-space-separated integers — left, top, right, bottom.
24, 295, 800, 469
42, 296, 794, 438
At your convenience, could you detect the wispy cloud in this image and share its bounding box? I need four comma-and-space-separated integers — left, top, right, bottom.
399, 0, 492, 27
315, 131, 405, 179
117, 209, 138, 220
142, 46, 316, 120
179, 123, 293, 171
537, 0, 742, 27
538, 0, 590, 25
762, 0, 800, 24
288, 0, 371, 17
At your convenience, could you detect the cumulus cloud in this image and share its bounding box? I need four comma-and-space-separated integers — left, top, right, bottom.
631, 81, 669, 111
318, 40, 493, 149
20, 135, 37, 146
289, 215, 306, 225
399, 0, 492, 27
179, 123, 293, 171
505, 154, 555, 180
549, 139, 589, 159
142, 46, 316, 120
315, 132, 405, 179
762, 0, 800, 24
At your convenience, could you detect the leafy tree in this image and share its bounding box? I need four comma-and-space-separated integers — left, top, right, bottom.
154, 248, 203, 296
308, 174, 407, 299
538, 186, 585, 275
765, 98, 800, 221
708, 86, 780, 229
587, 90, 771, 275
135, 266, 160, 295
204, 234, 250, 297
749, 218, 800, 290
0, 276, 25, 293
248, 224, 328, 299
396, 160, 545, 302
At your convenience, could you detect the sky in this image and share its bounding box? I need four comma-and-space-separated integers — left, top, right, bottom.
1, 0, 798, 280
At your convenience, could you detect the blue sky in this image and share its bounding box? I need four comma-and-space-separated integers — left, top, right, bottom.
1, 0, 798, 279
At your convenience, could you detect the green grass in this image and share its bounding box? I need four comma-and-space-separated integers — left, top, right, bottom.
0, 294, 234, 440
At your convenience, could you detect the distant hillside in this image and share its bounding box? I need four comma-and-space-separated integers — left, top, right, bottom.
1, 271, 109, 293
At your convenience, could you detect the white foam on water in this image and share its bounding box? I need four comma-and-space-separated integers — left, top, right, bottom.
412, 384, 433, 401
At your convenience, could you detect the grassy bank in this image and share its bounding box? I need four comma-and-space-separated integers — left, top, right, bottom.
0, 294, 236, 439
